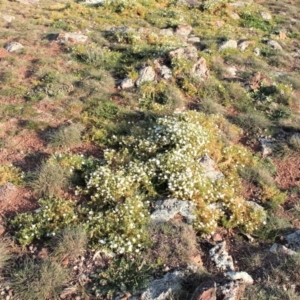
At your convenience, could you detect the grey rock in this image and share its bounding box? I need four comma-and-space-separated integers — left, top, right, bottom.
131, 271, 184, 300
285, 230, 300, 251
260, 11, 272, 20
0, 183, 16, 201
160, 65, 172, 80
150, 198, 196, 224
209, 241, 235, 272
225, 271, 253, 284
219, 40, 238, 51
177, 0, 201, 6
57, 32, 88, 44
228, 1, 250, 8
267, 40, 283, 51
238, 40, 252, 51
5, 42, 24, 52
199, 154, 224, 181
270, 243, 296, 256
169, 45, 198, 62
136, 66, 156, 87
120, 78, 134, 89
1, 14, 15, 22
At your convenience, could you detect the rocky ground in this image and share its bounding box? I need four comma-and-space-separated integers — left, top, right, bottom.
0, 0, 300, 299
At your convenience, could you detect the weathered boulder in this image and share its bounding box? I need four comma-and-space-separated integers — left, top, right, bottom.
217, 281, 240, 300
150, 198, 196, 224
187, 36, 201, 44
57, 32, 88, 44
259, 138, 275, 157
191, 281, 217, 300
160, 65, 172, 80
5, 42, 24, 52
199, 154, 224, 181
219, 40, 238, 51
136, 66, 156, 87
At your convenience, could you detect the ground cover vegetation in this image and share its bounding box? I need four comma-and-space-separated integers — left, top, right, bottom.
0, 0, 300, 298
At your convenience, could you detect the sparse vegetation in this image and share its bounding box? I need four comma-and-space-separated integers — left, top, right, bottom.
0, 0, 300, 298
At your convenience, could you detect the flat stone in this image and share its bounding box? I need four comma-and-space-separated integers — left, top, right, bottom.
136, 66, 156, 87
187, 36, 201, 44
270, 243, 296, 256
219, 40, 238, 51
120, 78, 134, 89
130, 271, 184, 300
225, 66, 238, 77
267, 40, 283, 51
260, 11, 272, 20
5, 42, 24, 52
169, 45, 198, 62
199, 154, 224, 181
209, 241, 235, 272
1, 14, 15, 22
150, 198, 196, 224
225, 271, 253, 284
57, 32, 88, 44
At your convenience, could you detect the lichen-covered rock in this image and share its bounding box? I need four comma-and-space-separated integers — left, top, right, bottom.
259, 138, 275, 157
238, 40, 252, 52
175, 24, 193, 41
5, 42, 24, 52
150, 199, 196, 224
57, 32, 88, 44
260, 11, 272, 20
136, 66, 156, 87
160, 65, 172, 80
209, 241, 235, 271
217, 281, 240, 300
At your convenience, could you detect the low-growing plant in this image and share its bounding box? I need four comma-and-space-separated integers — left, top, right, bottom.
93, 255, 151, 298
49, 123, 85, 149
0, 164, 24, 185
0, 239, 11, 271
289, 133, 300, 152
11, 258, 70, 300
31, 160, 69, 198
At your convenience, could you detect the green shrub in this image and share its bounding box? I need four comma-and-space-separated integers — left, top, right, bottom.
11, 258, 70, 300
